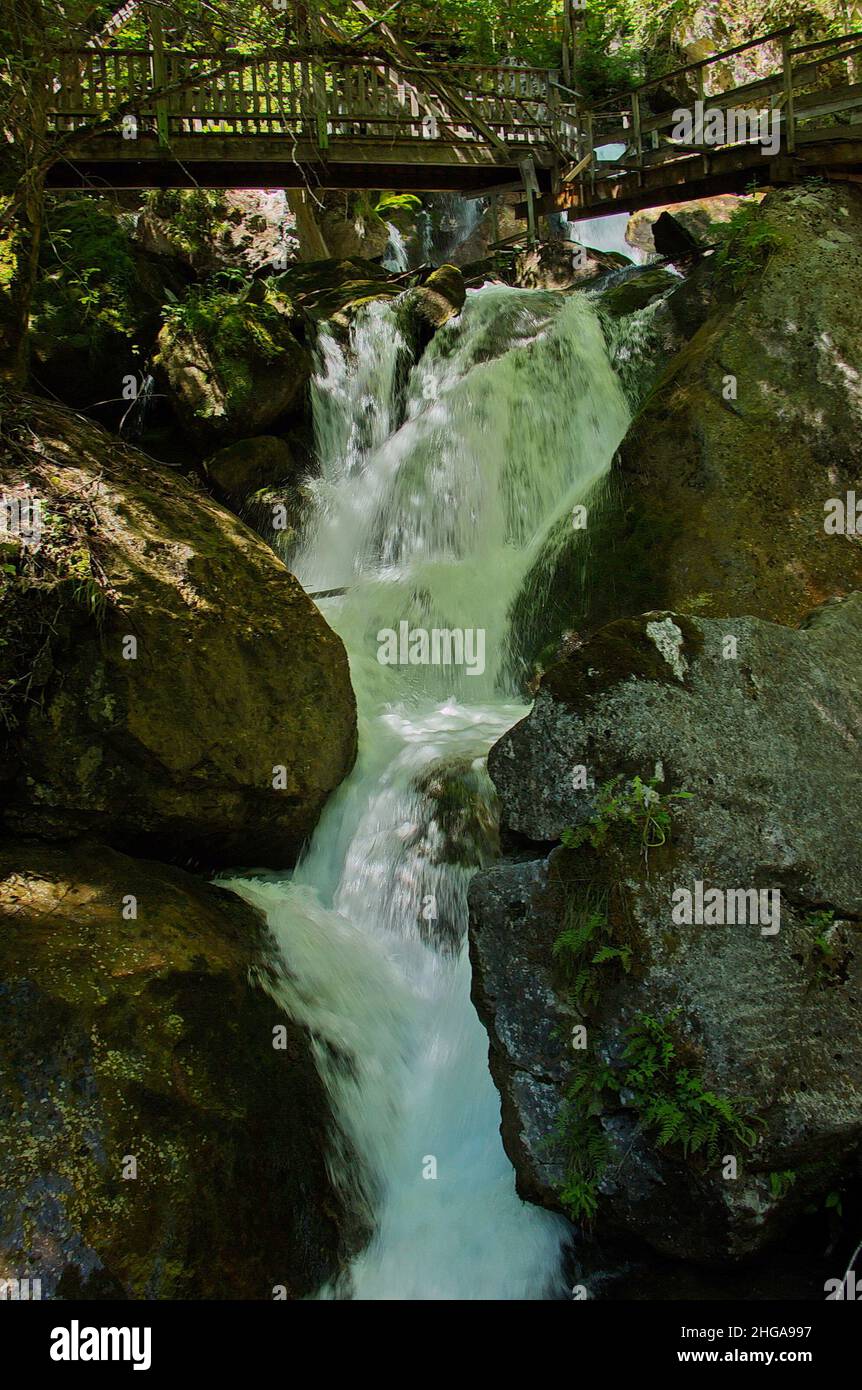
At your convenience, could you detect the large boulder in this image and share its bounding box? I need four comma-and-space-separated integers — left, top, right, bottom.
156, 283, 311, 451
0, 842, 352, 1298
470, 597, 862, 1264
533, 185, 862, 657
0, 396, 356, 867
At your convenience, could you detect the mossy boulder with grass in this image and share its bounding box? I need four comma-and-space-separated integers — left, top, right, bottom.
0, 841, 354, 1298
470, 599, 862, 1268
0, 394, 356, 867
156, 276, 312, 450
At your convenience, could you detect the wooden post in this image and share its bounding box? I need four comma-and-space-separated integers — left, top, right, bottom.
782, 32, 796, 154
148, 4, 170, 147
490, 194, 500, 244
520, 157, 538, 245
696, 63, 708, 174
632, 89, 643, 184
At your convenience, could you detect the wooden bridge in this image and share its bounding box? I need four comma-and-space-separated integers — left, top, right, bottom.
44, 26, 862, 223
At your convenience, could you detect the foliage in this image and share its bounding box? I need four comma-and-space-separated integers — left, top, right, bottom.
374, 192, 422, 218
552, 887, 632, 1011
33, 197, 138, 347
769, 1169, 796, 1199
142, 189, 232, 262
713, 199, 785, 289
161, 271, 288, 364
561, 771, 692, 863
622, 1009, 758, 1161
555, 1008, 758, 1224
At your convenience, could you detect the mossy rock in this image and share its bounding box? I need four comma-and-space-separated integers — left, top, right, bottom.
0, 841, 354, 1298
398, 264, 466, 352
156, 285, 312, 451
0, 394, 356, 868
526, 186, 862, 655
203, 435, 300, 512
273, 258, 400, 323
600, 267, 679, 318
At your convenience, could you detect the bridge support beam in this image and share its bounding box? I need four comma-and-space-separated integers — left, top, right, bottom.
519, 157, 539, 245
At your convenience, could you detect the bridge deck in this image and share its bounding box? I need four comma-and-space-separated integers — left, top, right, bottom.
44, 28, 862, 214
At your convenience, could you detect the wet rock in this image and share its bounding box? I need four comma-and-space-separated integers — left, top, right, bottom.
599, 267, 679, 319
0, 841, 352, 1298
470, 597, 862, 1263
399, 264, 466, 350
0, 396, 356, 868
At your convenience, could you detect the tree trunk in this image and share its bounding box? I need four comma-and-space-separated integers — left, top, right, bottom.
0, 185, 45, 388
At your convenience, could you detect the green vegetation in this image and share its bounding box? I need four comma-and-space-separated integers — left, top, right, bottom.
162, 270, 285, 359
561, 771, 692, 862
33, 197, 138, 352
769, 1169, 797, 1200
552, 886, 632, 1011
142, 189, 232, 263
556, 1009, 758, 1224
713, 200, 785, 290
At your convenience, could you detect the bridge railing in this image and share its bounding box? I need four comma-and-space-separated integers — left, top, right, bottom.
567, 24, 862, 204
49, 47, 568, 155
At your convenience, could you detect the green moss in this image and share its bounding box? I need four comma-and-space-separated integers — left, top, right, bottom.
541, 613, 704, 706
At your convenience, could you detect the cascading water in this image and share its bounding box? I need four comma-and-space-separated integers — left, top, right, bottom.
227, 283, 631, 1299
382, 221, 409, 273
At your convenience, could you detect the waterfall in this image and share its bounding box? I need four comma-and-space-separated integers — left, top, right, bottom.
227, 284, 630, 1299
382, 221, 409, 273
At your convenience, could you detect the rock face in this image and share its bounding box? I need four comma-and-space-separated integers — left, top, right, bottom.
470, 598, 862, 1263
204, 435, 300, 512
0, 396, 356, 868
548, 185, 862, 645
156, 286, 311, 451
0, 842, 352, 1298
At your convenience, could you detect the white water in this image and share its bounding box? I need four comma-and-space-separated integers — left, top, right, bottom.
382, 221, 409, 273
228, 284, 630, 1299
